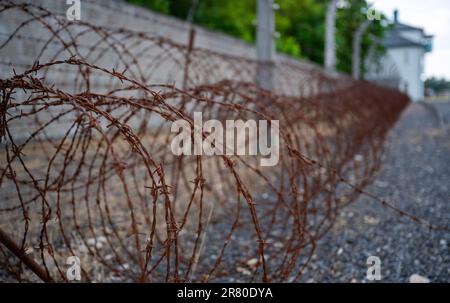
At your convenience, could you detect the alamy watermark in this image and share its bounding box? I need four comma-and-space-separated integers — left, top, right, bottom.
66, 256, 81, 281
66, 0, 81, 21
170, 112, 280, 167
366, 255, 381, 281
366, 7, 381, 21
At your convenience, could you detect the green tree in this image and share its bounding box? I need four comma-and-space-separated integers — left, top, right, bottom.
128, 0, 170, 14
275, 0, 326, 63
335, 0, 387, 74
194, 0, 255, 43
127, 0, 255, 42
126, 0, 388, 76
425, 77, 450, 94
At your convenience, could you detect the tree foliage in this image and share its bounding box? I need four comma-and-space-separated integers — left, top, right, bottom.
335, 0, 387, 74
425, 77, 450, 94
126, 0, 388, 75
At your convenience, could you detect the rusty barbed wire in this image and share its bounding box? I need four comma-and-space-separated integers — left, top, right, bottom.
0, 2, 446, 283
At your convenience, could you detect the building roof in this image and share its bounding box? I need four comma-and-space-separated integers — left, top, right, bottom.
383, 30, 424, 48
394, 22, 424, 32
382, 10, 430, 49
391, 10, 424, 32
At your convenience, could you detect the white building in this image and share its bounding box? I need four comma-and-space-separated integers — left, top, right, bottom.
366, 10, 433, 102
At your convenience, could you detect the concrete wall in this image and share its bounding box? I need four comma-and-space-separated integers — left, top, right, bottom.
388, 47, 424, 102
0, 0, 254, 81
0, 1, 319, 74
0, 0, 322, 142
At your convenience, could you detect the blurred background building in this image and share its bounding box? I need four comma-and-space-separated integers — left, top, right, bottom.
366, 10, 433, 102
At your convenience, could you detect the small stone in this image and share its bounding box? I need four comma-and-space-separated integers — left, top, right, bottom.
273, 242, 283, 248
354, 154, 363, 162
375, 180, 388, 188
337, 248, 343, 255
78, 244, 88, 253
246, 258, 258, 268
287, 276, 295, 282
236, 267, 251, 276
424, 166, 433, 173
97, 236, 107, 243
87, 238, 103, 249
364, 215, 379, 225
409, 274, 430, 283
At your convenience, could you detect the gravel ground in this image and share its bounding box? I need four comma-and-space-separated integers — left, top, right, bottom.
2, 103, 447, 283
299, 102, 450, 283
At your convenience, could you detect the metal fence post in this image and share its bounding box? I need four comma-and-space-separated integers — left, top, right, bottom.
256, 0, 275, 91
325, 0, 338, 73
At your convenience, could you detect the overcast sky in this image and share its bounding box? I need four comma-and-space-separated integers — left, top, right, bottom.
371, 0, 450, 79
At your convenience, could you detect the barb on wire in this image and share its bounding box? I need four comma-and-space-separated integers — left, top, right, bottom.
0, 2, 446, 283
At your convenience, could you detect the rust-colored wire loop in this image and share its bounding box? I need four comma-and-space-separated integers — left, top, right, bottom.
0, 2, 446, 283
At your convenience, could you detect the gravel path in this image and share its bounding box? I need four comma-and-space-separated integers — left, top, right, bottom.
299, 102, 450, 283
